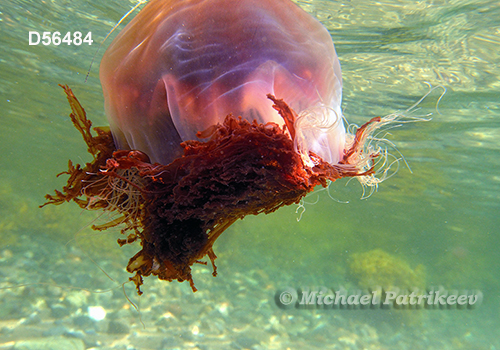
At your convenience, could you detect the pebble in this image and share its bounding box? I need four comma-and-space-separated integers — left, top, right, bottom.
20, 312, 41, 325
88, 306, 107, 321
232, 336, 258, 349
12, 337, 84, 350
107, 320, 130, 334
42, 325, 68, 337
73, 315, 96, 329
50, 304, 70, 319
64, 291, 89, 309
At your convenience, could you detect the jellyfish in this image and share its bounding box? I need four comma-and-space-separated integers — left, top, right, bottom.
43, 0, 403, 293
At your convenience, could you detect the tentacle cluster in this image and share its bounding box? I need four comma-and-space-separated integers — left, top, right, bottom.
42, 86, 384, 293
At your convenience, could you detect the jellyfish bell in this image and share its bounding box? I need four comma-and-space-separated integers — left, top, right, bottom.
100, 0, 345, 165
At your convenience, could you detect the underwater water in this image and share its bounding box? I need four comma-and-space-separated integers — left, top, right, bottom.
1, 0, 499, 349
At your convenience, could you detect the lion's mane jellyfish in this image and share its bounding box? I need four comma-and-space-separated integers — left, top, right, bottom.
43, 0, 400, 293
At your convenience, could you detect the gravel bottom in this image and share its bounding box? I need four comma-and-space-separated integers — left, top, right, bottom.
0, 231, 495, 350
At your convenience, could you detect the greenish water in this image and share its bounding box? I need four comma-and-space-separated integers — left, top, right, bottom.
1, 0, 499, 349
